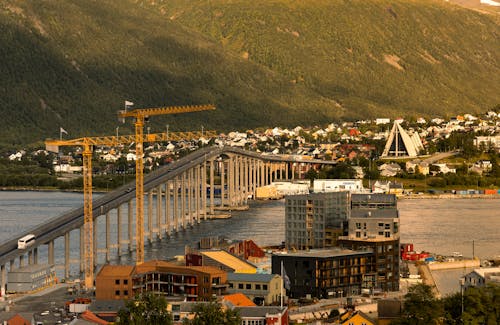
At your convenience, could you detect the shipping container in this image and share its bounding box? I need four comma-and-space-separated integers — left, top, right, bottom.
484, 189, 497, 195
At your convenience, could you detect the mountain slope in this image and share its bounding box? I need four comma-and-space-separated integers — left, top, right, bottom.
0, 0, 339, 145
151, 0, 500, 117
0, 0, 499, 146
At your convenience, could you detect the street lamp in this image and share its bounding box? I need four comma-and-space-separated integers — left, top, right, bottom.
460, 278, 465, 317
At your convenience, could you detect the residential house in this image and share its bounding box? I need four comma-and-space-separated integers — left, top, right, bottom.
463, 267, 500, 289
226, 273, 282, 305
339, 310, 375, 325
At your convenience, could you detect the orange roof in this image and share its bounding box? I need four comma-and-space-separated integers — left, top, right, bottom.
223, 293, 256, 307
135, 260, 225, 276
80, 310, 110, 325
98, 265, 134, 277
201, 251, 256, 273
7, 314, 31, 325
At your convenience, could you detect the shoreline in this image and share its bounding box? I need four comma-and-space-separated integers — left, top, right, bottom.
399, 194, 500, 199
3, 187, 500, 199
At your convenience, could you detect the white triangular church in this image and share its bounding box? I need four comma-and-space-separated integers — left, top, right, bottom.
381, 121, 424, 158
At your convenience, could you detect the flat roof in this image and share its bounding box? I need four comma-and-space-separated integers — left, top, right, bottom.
9, 263, 54, 274
97, 264, 134, 277
273, 248, 371, 258
236, 306, 286, 317
201, 251, 256, 273
227, 273, 279, 282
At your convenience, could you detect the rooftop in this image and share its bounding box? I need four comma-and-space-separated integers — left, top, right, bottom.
273, 248, 371, 258
97, 265, 134, 277
201, 250, 256, 273
227, 273, 279, 283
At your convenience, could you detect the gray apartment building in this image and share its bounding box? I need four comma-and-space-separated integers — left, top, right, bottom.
285, 192, 400, 292
285, 191, 350, 250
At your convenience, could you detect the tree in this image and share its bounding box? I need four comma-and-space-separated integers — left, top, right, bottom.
183, 302, 241, 325
324, 163, 356, 179
116, 293, 173, 325
392, 283, 443, 325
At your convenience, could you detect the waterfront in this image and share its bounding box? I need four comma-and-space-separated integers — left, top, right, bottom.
0, 192, 499, 274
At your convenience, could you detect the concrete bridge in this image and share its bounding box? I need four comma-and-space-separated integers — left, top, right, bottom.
0, 146, 336, 292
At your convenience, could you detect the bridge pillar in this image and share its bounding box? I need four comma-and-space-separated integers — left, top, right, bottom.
237, 156, 241, 205
195, 165, 201, 223
1, 264, 6, 298
228, 156, 234, 206
187, 168, 192, 226
48, 240, 54, 265
19, 254, 25, 268
33, 247, 38, 264
252, 159, 256, 195
117, 205, 122, 256
157, 185, 162, 240
238, 156, 243, 205
201, 162, 207, 220
173, 177, 179, 232
148, 191, 153, 244
259, 161, 266, 187
65, 232, 70, 279
181, 173, 186, 229
128, 200, 133, 254
10, 259, 15, 271
165, 181, 171, 236
220, 159, 226, 208
28, 250, 33, 265
209, 159, 215, 216
106, 212, 110, 263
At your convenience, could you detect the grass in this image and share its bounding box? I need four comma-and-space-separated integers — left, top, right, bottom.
0, 0, 498, 146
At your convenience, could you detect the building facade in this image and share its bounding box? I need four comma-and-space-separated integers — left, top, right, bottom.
96, 260, 228, 301
227, 273, 282, 305
339, 193, 400, 292
7, 264, 56, 293
272, 249, 375, 299
285, 192, 350, 250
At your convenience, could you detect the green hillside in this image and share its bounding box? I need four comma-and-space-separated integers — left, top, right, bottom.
0, 0, 498, 146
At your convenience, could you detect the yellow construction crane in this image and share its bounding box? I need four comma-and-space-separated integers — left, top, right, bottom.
45, 129, 216, 289
118, 104, 215, 265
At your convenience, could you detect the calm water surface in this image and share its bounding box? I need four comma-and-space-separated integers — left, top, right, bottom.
0, 192, 499, 267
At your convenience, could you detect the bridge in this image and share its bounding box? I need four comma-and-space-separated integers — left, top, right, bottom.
0, 146, 336, 292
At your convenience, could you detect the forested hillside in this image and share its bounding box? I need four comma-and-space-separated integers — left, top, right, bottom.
0, 0, 498, 146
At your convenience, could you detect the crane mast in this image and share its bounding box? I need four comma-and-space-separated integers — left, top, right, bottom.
45, 127, 216, 288
118, 104, 215, 265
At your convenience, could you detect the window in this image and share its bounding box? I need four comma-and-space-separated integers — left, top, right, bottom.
263, 284, 268, 290
115, 290, 120, 296
238, 283, 244, 289
246, 284, 251, 289
255, 284, 261, 290
115, 279, 120, 285
124, 290, 128, 296
123, 279, 128, 285
229, 283, 234, 288
385, 223, 390, 229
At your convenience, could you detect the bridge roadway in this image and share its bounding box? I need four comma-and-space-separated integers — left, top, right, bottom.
0, 146, 336, 266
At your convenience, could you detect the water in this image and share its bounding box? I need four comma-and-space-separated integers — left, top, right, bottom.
398, 198, 500, 259
0, 192, 499, 277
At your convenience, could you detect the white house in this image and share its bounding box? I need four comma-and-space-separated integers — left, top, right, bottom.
313, 179, 364, 193
463, 267, 500, 289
